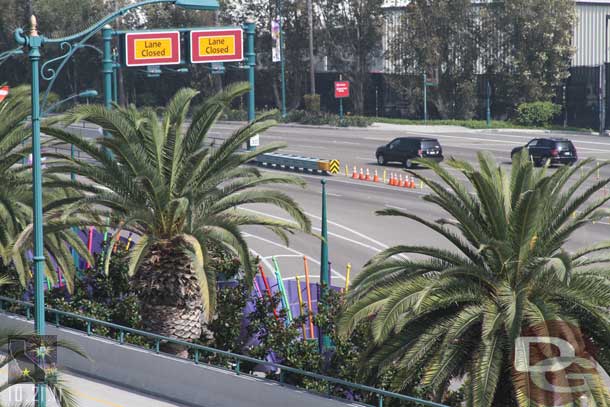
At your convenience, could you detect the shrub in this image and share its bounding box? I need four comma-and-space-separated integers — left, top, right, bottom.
303, 94, 321, 112
516, 101, 561, 127
282, 110, 371, 127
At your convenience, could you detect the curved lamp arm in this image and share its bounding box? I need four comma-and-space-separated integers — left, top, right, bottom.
14, 0, 218, 111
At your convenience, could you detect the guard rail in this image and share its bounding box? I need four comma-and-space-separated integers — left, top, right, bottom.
0, 295, 447, 407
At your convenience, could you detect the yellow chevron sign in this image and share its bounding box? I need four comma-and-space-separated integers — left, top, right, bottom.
328, 160, 340, 174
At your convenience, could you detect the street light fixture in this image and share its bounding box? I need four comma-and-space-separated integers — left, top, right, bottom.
44, 89, 98, 114
175, 0, 219, 9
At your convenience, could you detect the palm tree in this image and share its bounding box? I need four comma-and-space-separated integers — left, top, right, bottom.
43, 83, 311, 355
0, 85, 91, 291
339, 152, 610, 407
0, 274, 87, 407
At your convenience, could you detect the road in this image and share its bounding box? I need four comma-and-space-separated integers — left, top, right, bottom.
206, 122, 610, 285
56, 121, 610, 285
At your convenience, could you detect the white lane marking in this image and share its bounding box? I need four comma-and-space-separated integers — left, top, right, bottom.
249, 247, 275, 272
262, 254, 302, 260
242, 207, 387, 253
244, 232, 346, 281
304, 211, 391, 250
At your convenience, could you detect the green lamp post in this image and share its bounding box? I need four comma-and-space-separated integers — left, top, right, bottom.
244, 17, 256, 150
319, 178, 331, 351
14, 2, 218, 406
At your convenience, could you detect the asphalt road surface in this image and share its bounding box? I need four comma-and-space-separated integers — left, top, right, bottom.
208, 122, 610, 285
54, 121, 610, 285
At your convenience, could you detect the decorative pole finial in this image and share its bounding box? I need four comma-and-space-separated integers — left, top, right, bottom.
29, 15, 38, 37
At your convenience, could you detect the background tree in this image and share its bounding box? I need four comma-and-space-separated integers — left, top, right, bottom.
481, 0, 576, 108
340, 153, 610, 406
318, 0, 384, 115
387, 0, 479, 119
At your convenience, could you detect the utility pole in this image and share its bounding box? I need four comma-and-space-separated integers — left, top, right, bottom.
277, 0, 287, 116
423, 73, 427, 123
307, 0, 315, 95
486, 81, 491, 128
600, 64, 606, 136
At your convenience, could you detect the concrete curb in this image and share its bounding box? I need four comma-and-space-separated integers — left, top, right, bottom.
216, 120, 365, 131
481, 128, 600, 137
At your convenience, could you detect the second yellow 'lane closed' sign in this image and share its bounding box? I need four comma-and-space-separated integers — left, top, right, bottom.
190, 28, 243, 64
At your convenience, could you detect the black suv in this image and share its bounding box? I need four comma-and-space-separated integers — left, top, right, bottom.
376, 137, 443, 169
511, 138, 577, 167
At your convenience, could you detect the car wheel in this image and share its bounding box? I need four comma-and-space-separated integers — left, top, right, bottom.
377, 154, 386, 165
405, 159, 415, 169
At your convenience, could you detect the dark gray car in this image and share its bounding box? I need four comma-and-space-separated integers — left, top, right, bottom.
376, 137, 443, 169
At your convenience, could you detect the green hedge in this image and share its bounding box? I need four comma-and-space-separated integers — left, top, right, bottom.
282, 110, 371, 127
516, 101, 561, 127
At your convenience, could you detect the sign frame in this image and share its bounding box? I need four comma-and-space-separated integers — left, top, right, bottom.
190, 27, 244, 64
334, 81, 350, 99
124, 31, 181, 67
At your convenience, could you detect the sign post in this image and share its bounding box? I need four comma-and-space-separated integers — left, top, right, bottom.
334, 78, 349, 124
423, 71, 438, 124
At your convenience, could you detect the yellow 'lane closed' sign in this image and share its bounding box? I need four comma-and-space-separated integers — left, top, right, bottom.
125, 31, 181, 67
190, 28, 243, 63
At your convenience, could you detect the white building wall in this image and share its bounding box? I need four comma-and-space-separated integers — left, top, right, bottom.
381, 0, 610, 70
573, 1, 610, 66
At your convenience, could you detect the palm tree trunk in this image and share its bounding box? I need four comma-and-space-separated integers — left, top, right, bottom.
133, 238, 203, 357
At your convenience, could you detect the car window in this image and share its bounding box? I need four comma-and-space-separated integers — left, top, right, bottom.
388, 139, 400, 149
527, 139, 539, 147
541, 140, 555, 148
556, 141, 573, 150
421, 140, 440, 149
398, 139, 412, 150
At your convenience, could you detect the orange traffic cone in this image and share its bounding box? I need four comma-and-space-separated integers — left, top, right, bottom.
411, 176, 416, 189
352, 166, 358, 179
404, 176, 411, 188
365, 168, 372, 181
389, 173, 395, 186
373, 169, 379, 183
359, 168, 365, 180
399, 175, 404, 187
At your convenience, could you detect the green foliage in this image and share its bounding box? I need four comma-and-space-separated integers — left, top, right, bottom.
303, 94, 321, 112
0, 85, 92, 291
42, 84, 311, 321
283, 110, 371, 127
220, 109, 249, 122
200, 283, 249, 354
340, 153, 610, 406
515, 101, 562, 127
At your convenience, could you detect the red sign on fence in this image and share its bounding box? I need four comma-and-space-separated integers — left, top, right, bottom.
124, 31, 181, 67
0, 86, 9, 102
334, 81, 349, 98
